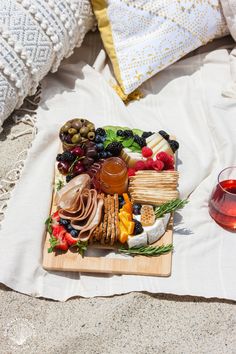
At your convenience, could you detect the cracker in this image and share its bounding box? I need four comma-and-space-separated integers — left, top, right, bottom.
110, 195, 116, 246
106, 195, 112, 243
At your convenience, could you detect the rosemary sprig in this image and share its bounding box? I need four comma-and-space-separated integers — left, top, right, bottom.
154, 199, 188, 218
75, 241, 88, 257
56, 179, 64, 191
118, 244, 173, 257
45, 215, 53, 235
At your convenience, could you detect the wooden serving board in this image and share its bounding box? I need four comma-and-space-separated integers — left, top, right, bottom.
42, 152, 174, 276
42, 188, 173, 276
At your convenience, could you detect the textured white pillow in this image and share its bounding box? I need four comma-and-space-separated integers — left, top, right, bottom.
0, 0, 95, 132
92, 0, 228, 96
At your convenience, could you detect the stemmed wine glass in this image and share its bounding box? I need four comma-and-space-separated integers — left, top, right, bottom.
209, 166, 236, 231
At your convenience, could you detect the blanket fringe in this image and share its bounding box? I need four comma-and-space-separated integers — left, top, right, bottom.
0, 86, 41, 223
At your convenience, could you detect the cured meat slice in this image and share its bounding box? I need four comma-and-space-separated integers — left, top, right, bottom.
78, 197, 104, 241
56, 174, 91, 210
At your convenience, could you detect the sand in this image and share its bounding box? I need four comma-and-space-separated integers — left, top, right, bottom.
0, 118, 235, 354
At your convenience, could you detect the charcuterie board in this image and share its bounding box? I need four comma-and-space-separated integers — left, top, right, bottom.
42, 119, 186, 276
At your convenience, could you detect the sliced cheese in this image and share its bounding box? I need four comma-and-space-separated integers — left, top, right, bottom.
127, 232, 147, 248
147, 133, 163, 149
121, 148, 145, 168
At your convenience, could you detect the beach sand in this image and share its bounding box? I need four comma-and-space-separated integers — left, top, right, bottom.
0, 118, 235, 354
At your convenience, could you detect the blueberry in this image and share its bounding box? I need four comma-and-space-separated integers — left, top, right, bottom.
95, 135, 103, 143
106, 151, 112, 158
66, 224, 73, 231
70, 229, 79, 238
133, 204, 141, 215
96, 143, 104, 152
117, 130, 124, 137
59, 218, 70, 226
100, 151, 108, 159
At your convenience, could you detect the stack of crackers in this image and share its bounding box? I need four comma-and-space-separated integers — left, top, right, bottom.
129, 170, 179, 205
92, 194, 120, 246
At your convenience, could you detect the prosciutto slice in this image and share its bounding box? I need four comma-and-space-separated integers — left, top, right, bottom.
56, 174, 103, 242
78, 197, 104, 241
55, 174, 91, 210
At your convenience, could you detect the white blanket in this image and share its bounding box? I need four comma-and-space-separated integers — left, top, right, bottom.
0, 33, 236, 301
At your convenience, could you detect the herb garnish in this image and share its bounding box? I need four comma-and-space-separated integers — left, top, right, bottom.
56, 179, 65, 191
104, 129, 141, 153
45, 215, 53, 235
75, 240, 88, 257
154, 199, 188, 219
118, 244, 173, 257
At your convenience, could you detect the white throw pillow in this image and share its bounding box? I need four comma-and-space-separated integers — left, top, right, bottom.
0, 0, 95, 132
92, 0, 228, 96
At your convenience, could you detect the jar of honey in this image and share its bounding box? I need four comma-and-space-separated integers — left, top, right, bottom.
99, 157, 128, 195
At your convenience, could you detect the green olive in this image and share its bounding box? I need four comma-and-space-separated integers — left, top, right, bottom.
88, 131, 95, 140
68, 128, 77, 135
87, 123, 95, 132
71, 133, 81, 144
61, 123, 71, 132
80, 126, 89, 137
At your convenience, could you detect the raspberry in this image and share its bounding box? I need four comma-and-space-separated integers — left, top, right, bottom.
145, 158, 154, 170
128, 168, 136, 177
153, 160, 164, 171
141, 146, 153, 158
156, 151, 170, 164
134, 160, 146, 171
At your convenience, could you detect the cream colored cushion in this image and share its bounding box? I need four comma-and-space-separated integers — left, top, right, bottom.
92, 0, 228, 95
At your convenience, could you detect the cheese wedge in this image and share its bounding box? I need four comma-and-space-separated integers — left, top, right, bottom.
121, 148, 145, 168
127, 232, 147, 248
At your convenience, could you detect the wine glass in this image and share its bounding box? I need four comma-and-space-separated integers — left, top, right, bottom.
209, 166, 236, 231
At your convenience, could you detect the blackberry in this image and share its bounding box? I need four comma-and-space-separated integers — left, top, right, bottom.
133, 135, 146, 148
106, 141, 123, 156
117, 130, 124, 137
56, 153, 62, 162
133, 219, 144, 235
169, 140, 179, 153
159, 130, 170, 141
142, 131, 154, 139
123, 130, 133, 138
61, 151, 75, 162
95, 128, 106, 136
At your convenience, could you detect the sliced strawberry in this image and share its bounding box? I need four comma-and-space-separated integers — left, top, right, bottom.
52, 210, 60, 222
55, 238, 69, 251
52, 224, 65, 237
64, 232, 78, 246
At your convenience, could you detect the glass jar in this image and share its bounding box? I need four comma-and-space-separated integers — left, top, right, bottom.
99, 157, 128, 195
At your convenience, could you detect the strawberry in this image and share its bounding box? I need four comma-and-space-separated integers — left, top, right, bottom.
152, 160, 164, 171
48, 231, 69, 252
64, 232, 78, 246
52, 224, 65, 237
134, 160, 146, 171
128, 168, 136, 177
52, 210, 60, 222
141, 146, 153, 158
